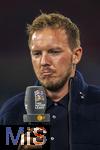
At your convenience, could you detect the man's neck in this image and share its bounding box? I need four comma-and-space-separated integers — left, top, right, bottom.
45, 82, 69, 102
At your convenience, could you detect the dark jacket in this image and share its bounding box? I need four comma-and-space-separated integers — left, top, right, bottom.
0, 71, 100, 150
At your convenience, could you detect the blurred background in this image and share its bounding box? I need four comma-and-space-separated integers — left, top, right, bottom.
0, 0, 100, 107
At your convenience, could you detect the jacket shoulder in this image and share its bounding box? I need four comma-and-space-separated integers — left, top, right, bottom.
0, 92, 25, 125
0, 92, 25, 113
87, 85, 100, 101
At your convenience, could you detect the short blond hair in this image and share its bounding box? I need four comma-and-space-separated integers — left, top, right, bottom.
27, 13, 80, 50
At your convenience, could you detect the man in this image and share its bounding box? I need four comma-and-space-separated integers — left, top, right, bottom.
0, 13, 100, 150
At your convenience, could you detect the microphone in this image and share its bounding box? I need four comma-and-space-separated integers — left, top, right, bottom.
23, 86, 50, 123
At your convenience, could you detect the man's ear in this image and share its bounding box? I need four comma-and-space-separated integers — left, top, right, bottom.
72, 47, 83, 65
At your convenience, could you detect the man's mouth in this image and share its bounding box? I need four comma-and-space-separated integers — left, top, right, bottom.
40, 69, 54, 77
41, 71, 52, 76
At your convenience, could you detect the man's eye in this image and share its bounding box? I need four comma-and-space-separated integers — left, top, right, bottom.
31, 51, 41, 56
49, 51, 61, 55
53, 51, 60, 53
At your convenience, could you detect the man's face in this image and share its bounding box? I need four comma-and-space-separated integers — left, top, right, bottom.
29, 28, 76, 91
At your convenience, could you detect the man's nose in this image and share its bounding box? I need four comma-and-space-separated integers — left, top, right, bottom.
40, 53, 50, 66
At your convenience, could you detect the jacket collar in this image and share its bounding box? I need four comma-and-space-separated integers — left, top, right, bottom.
71, 70, 88, 103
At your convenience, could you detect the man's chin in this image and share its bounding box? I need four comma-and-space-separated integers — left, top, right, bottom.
39, 81, 65, 92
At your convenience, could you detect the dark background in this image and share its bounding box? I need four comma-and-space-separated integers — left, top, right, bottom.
0, 0, 100, 107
